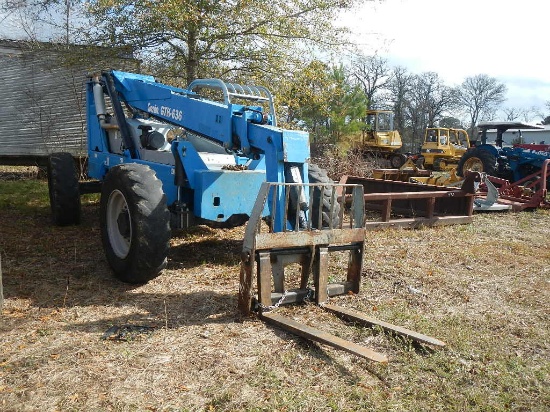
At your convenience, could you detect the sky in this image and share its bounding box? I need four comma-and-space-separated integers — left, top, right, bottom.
2, 0, 548, 116
339, 0, 550, 116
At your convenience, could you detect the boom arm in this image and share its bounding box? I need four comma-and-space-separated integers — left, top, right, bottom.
106, 70, 310, 182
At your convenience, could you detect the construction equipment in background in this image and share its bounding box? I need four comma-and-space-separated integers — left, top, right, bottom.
357, 109, 407, 168
46, 70, 444, 362
370, 157, 462, 187
371, 157, 431, 182
417, 127, 471, 171
409, 168, 463, 187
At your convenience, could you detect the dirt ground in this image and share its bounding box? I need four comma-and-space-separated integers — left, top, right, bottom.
0, 177, 549, 411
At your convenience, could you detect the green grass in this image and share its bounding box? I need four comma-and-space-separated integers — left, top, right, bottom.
0, 179, 50, 211
0, 177, 99, 212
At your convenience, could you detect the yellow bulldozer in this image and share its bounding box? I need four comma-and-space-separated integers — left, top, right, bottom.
418, 127, 471, 171
358, 109, 407, 168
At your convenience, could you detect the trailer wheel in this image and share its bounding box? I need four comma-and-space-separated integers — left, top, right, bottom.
457, 149, 497, 177
100, 164, 171, 284
47, 152, 81, 226
308, 164, 340, 228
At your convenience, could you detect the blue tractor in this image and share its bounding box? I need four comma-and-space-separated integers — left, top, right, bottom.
457, 121, 550, 182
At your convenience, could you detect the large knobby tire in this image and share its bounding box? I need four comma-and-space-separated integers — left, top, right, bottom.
100, 163, 171, 284
457, 148, 497, 177
308, 164, 341, 229
47, 152, 81, 226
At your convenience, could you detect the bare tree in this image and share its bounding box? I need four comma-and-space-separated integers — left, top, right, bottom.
456, 74, 507, 134
439, 116, 464, 129
417, 72, 457, 127
384, 65, 412, 141
0, 0, 87, 43
391, 72, 456, 151
402, 75, 429, 151
501, 107, 523, 121
350, 54, 392, 109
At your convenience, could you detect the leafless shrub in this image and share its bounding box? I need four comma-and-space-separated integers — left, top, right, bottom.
311, 145, 385, 181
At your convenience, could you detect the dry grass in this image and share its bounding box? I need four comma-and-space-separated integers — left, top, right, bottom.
0, 169, 549, 411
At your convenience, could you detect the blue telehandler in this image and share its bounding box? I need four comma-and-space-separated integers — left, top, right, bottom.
46, 70, 444, 361
48, 70, 341, 281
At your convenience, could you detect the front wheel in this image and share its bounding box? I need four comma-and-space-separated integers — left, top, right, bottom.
433, 158, 447, 171
457, 149, 497, 177
415, 156, 425, 169
100, 164, 171, 283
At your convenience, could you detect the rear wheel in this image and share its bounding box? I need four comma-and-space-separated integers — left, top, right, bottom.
308, 164, 340, 228
457, 149, 497, 177
100, 164, 171, 283
47, 152, 81, 226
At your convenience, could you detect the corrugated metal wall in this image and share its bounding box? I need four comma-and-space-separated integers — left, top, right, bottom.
486, 129, 550, 145
0, 40, 138, 159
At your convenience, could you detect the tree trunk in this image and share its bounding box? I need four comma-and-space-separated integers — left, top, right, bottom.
186, 29, 198, 85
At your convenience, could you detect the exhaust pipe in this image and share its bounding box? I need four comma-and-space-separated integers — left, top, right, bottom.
92, 76, 119, 131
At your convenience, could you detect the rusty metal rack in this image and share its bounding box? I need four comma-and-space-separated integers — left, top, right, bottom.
338, 174, 477, 230
239, 181, 445, 362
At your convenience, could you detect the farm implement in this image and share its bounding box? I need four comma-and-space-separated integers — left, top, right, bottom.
473, 159, 550, 211
455, 122, 550, 207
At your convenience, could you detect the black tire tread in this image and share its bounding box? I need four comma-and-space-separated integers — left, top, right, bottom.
47, 152, 81, 226
308, 164, 340, 228
100, 163, 171, 284
457, 149, 497, 177
390, 153, 407, 168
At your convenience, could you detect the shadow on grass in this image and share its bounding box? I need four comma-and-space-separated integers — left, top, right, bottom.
168, 237, 243, 269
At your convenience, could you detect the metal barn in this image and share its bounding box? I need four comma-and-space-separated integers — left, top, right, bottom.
0, 40, 138, 165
